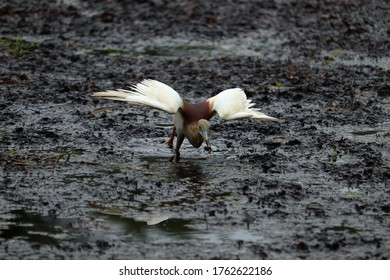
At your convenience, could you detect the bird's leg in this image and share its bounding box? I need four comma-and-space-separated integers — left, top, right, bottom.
163, 127, 176, 148
174, 152, 181, 162
175, 133, 185, 154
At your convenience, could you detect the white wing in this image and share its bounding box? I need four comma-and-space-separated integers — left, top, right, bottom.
208, 88, 279, 121
92, 79, 183, 114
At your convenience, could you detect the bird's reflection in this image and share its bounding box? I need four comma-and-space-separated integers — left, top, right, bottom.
170, 160, 206, 184
141, 153, 210, 185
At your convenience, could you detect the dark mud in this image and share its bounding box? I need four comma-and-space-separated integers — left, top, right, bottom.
1, 0, 389, 259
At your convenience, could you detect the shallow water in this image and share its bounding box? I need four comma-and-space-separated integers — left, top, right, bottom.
1, 0, 389, 259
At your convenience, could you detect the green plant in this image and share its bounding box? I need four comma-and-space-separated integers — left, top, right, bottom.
0, 37, 37, 56
330, 143, 339, 163
275, 81, 283, 93
323, 49, 340, 65
92, 48, 126, 56
254, 58, 262, 68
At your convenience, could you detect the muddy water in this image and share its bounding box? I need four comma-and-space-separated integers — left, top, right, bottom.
1, 0, 389, 259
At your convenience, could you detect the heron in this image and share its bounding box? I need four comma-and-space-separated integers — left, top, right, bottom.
92, 79, 279, 157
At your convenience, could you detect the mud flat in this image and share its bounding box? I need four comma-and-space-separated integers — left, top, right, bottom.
0, 0, 389, 259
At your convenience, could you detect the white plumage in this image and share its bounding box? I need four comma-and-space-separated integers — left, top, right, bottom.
93, 79, 183, 114
207, 88, 278, 121
92, 79, 279, 154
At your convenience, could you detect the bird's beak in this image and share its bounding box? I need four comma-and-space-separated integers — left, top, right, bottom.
201, 130, 209, 144
200, 129, 211, 151
202, 130, 212, 152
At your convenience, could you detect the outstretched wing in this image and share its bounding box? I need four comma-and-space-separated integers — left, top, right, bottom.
92, 79, 183, 114
207, 88, 279, 121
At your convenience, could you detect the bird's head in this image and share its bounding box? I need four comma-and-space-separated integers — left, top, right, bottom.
197, 119, 211, 147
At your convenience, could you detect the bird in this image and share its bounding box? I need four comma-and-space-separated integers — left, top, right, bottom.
92, 79, 279, 156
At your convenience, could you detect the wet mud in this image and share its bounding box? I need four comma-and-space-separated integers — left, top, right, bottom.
0, 0, 389, 259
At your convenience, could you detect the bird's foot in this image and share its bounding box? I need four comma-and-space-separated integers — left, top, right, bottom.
168, 151, 180, 163
163, 139, 174, 148
204, 140, 212, 153
204, 146, 212, 153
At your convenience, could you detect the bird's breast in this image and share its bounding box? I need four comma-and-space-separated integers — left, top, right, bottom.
186, 132, 203, 148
